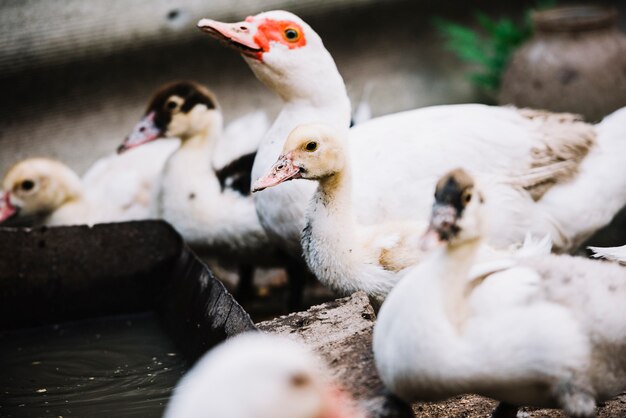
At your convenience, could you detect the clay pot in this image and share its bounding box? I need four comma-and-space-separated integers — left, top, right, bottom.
499, 5, 626, 121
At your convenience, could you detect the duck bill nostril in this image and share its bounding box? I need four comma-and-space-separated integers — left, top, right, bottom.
197, 18, 263, 56
252, 156, 302, 192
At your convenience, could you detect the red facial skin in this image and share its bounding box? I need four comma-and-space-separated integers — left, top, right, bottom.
247, 17, 307, 57
198, 17, 307, 61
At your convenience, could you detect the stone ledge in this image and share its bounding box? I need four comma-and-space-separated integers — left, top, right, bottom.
258, 291, 413, 418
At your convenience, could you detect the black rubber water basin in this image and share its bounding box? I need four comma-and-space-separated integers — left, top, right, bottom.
0, 221, 255, 417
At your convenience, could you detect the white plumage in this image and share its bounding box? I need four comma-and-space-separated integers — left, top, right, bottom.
254, 124, 556, 304
373, 169, 626, 417
588, 244, 626, 265
163, 333, 364, 418
200, 10, 626, 262
119, 81, 277, 265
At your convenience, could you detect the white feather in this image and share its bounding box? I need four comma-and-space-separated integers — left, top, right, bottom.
588, 245, 626, 264
163, 333, 364, 418
234, 10, 626, 261
373, 172, 626, 415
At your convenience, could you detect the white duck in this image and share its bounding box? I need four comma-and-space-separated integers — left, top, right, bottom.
373, 168, 626, 418
198, 10, 626, 257
253, 124, 428, 303
163, 332, 364, 418
0, 138, 177, 226
253, 124, 550, 304
118, 81, 283, 299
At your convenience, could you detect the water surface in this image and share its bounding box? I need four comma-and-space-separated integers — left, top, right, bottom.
0, 312, 188, 417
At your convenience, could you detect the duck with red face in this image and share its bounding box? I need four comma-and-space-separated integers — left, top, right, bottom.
198, 9, 626, 269
199, 15, 306, 60
199, 11, 351, 258
198, 11, 348, 107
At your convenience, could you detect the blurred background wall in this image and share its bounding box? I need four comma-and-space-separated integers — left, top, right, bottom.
2, 0, 626, 175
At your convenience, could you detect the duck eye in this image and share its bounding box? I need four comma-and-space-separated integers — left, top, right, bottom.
462, 189, 472, 204
166, 100, 179, 111
305, 141, 318, 152
284, 27, 300, 42
289, 372, 311, 388
20, 180, 35, 191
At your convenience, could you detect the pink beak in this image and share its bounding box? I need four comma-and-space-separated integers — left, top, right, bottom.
118, 112, 162, 153
0, 191, 18, 223
197, 18, 263, 59
252, 154, 302, 192
419, 203, 458, 250
418, 227, 442, 252
319, 383, 366, 418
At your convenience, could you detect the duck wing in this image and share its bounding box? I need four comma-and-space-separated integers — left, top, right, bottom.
506, 109, 596, 200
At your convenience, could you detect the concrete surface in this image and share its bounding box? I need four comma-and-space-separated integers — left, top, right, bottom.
0, 0, 489, 175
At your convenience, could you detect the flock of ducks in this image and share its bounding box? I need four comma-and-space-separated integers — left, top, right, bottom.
3, 8, 626, 418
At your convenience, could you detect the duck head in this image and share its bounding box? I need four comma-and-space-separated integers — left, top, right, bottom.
422, 168, 486, 249
0, 158, 83, 224
118, 81, 222, 153
198, 11, 347, 104
252, 124, 347, 192
164, 332, 364, 418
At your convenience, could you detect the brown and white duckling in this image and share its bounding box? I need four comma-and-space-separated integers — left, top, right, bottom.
163, 333, 365, 418
374, 168, 626, 418
118, 81, 281, 300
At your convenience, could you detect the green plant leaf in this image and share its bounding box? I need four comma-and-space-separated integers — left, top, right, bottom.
434, 0, 557, 94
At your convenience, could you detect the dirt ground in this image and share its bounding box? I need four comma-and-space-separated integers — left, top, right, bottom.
257, 292, 626, 418
412, 393, 626, 417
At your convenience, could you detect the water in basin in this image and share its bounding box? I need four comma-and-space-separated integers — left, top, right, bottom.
0, 312, 188, 417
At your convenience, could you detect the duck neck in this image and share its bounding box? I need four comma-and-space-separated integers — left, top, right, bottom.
247, 49, 351, 111
44, 185, 88, 226
432, 238, 483, 331
160, 128, 220, 213
303, 164, 374, 295
164, 128, 218, 178
51, 171, 85, 213
249, 50, 352, 163
179, 127, 217, 157
318, 168, 351, 206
